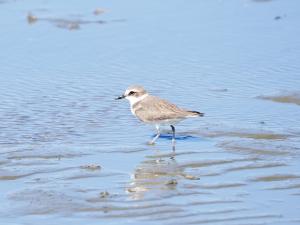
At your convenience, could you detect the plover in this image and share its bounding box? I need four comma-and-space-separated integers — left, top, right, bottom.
116, 85, 204, 149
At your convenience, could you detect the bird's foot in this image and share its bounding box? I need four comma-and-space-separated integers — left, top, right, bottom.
147, 141, 156, 146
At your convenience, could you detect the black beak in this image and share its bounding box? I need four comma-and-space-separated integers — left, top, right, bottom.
115, 94, 126, 100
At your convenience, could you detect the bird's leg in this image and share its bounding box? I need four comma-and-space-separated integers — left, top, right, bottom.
148, 125, 160, 145
171, 125, 176, 150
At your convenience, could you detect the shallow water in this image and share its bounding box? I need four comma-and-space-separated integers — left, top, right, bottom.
1, 0, 300, 224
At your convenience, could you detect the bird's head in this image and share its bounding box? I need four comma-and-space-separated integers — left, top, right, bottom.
115, 85, 148, 105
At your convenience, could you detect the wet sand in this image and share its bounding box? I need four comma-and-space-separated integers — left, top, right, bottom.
0, 0, 300, 224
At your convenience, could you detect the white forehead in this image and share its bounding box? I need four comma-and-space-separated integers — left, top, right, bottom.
125, 85, 146, 94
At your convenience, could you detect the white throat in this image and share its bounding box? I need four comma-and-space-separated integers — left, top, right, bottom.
127, 93, 148, 107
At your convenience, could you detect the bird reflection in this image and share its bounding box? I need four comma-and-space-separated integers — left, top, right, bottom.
127, 150, 183, 200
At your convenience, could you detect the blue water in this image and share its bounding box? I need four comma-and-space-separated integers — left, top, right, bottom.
1, 0, 300, 224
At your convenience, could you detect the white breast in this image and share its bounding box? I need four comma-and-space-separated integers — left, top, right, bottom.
130, 105, 136, 116
128, 94, 148, 116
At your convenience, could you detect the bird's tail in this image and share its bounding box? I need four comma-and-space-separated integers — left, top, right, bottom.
187, 111, 204, 117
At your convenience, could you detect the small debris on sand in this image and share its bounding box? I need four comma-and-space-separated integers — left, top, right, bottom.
182, 174, 200, 180
94, 8, 106, 15
99, 191, 109, 198
56, 21, 80, 30
80, 164, 101, 171
274, 16, 282, 20
27, 12, 38, 24
209, 87, 228, 92
166, 179, 178, 186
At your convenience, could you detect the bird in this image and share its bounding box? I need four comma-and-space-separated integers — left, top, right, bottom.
115, 85, 204, 149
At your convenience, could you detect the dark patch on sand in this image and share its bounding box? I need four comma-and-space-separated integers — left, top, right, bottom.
250, 174, 300, 182
257, 92, 300, 106
27, 12, 125, 30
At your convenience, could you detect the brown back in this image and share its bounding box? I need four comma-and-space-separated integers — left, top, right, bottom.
132, 95, 191, 122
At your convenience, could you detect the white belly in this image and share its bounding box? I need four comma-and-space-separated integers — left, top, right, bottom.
146, 118, 184, 126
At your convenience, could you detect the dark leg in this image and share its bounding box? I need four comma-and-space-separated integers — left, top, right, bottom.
170, 125, 176, 151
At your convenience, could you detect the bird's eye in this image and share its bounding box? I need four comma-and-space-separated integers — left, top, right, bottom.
128, 91, 135, 96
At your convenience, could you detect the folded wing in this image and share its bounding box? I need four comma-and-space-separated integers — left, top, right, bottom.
133, 96, 200, 123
